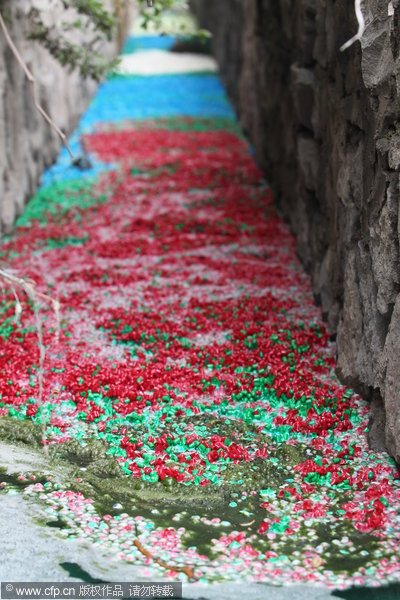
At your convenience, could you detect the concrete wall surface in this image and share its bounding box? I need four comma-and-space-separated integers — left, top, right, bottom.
0, 0, 127, 233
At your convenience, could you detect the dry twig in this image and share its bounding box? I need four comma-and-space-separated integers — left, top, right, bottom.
0, 268, 61, 449
133, 539, 197, 580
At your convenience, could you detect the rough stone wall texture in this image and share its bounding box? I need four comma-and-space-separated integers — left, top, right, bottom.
192, 0, 400, 461
0, 0, 127, 234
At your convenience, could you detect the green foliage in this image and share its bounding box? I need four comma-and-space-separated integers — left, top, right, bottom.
0, 1, 205, 81
138, 0, 210, 43
139, 0, 183, 30
65, 0, 116, 39
26, 0, 120, 82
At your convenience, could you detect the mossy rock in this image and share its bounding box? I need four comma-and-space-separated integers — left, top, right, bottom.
174, 411, 259, 441
0, 417, 43, 447
54, 438, 121, 478
267, 440, 309, 468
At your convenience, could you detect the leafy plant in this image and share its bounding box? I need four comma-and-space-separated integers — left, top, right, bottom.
26, 0, 121, 82
139, 0, 187, 31
0, 1, 207, 81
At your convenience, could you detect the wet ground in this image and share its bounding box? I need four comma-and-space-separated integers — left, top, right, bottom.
0, 10, 400, 599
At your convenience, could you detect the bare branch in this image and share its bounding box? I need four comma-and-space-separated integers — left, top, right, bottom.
0, 268, 60, 319
0, 267, 61, 450
0, 11, 73, 158
10, 285, 22, 324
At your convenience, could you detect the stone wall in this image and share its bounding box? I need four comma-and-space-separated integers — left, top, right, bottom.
192, 0, 400, 462
0, 0, 127, 234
